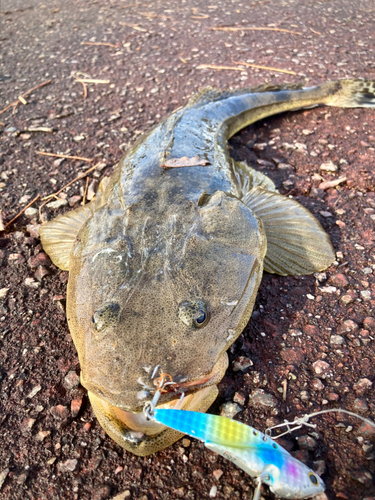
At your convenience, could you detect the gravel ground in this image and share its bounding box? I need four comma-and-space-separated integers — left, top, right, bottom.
0, 1, 374, 499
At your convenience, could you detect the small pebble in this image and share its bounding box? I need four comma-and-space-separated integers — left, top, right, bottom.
320, 161, 338, 172
341, 293, 355, 304
312, 379, 325, 391
339, 319, 358, 333
71, 398, 83, 417
319, 286, 336, 293
19, 195, 32, 204
68, 195, 81, 207
233, 392, 245, 406
297, 435, 317, 450
349, 470, 372, 487
111, 491, 131, 500
0, 288, 10, 299
34, 266, 49, 281
353, 398, 369, 412
330, 335, 344, 345
220, 402, 242, 418
64, 371, 80, 390
21, 417, 36, 432
26, 384, 42, 399
26, 221, 40, 238
35, 430, 51, 442
232, 356, 253, 372
0, 468, 9, 490
58, 459, 78, 473
50, 405, 69, 420
312, 360, 331, 379
213, 469, 223, 480
363, 317, 375, 331
330, 273, 349, 286
25, 207, 38, 217
360, 290, 371, 300
46, 198, 68, 209
250, 389, 278, 408
28, 252, 51, 269
209, 485, 217, 498
358, 423, 375, 437
353, 378, 372, 395
327, 392, 339, 402
24, 277, 40, 288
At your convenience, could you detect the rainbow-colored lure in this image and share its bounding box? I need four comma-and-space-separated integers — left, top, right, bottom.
150, 408, 325, 500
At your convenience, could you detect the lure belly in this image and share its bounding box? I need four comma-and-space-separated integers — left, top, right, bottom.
152, 409, 325, 500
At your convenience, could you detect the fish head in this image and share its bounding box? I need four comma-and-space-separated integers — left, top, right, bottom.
67, 190, 266, 454
264, 456, 325, 499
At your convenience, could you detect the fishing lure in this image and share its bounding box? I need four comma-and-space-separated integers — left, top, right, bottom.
144, 399, 325, 500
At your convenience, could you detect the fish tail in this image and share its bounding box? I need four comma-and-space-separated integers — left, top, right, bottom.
323, 79, 375, 108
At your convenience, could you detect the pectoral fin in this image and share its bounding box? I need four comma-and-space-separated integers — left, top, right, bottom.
233, 161, 276, 195
242, 187, 335, 275
39, 177, 110, 271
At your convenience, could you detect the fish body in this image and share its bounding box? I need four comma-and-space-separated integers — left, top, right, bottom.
40, 79, 375, 455
152, 408, 325, 499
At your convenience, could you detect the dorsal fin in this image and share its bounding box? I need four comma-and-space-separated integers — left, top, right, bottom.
186, 82, 306, 109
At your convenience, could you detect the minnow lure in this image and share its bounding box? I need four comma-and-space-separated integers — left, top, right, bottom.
148, 407, 325, 500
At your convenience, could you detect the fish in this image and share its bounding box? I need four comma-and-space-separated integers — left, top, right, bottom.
40, 79, 375, 456
151, 408, 325, 500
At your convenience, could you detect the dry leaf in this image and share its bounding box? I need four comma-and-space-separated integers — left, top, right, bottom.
162, 156, 210, 168
0, 210, 4, 231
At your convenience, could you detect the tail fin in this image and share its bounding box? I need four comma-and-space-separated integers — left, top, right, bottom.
324, 79, 375, 108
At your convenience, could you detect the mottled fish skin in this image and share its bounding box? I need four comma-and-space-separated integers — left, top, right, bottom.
40, 79, 375, 455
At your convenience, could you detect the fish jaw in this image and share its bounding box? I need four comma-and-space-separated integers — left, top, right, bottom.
86, 352, 228, 455
88, 384, 219, 456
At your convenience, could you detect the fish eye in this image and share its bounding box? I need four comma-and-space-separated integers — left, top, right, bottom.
195, 309, 207, 326
308, 472, 319, 486
92, 303, 120, 333
178, 300, 210, 329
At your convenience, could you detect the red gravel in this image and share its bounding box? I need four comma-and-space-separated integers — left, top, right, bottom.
0, 1, 374, 499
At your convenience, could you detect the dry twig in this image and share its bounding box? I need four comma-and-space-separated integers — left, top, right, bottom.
0, 79, 52, 116
82, 176, 90, 205
82, 42, 119, 48
232, 59, 298, 75
309, 27, 322, 36
211, 26, 302, 35
74, 78, 110, 84
79, 81, 88, 99
282, 380, 287, 401
37, 152, 93, 162
41, 163, 100, 202
138, 11, 173, 20
4, 195, 40, 229
318, 177, 347, 190
197, 64, 243, 71
119, 22, 147, 31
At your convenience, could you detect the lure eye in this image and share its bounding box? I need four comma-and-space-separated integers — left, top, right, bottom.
178, 300, 210, 329
308, 473, 319, 486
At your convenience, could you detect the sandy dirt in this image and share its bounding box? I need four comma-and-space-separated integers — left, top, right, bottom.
0, 0, 375, 499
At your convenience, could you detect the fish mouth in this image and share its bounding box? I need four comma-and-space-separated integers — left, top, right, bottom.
104, 352, 229, 437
